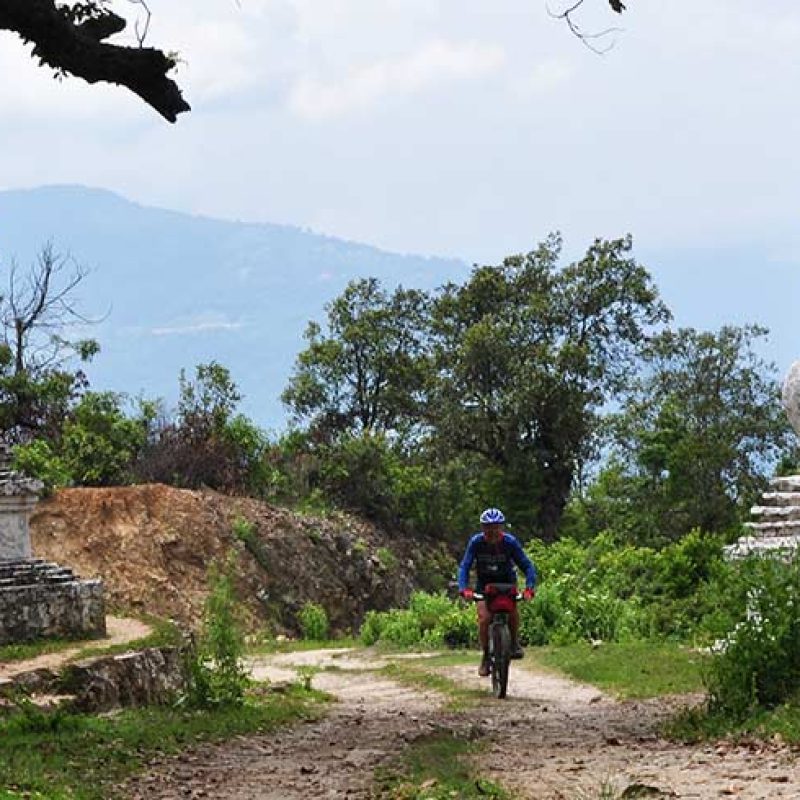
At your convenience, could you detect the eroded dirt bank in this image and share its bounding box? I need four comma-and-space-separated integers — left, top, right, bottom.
30, 485, 450, 635
121, 649, 800, 799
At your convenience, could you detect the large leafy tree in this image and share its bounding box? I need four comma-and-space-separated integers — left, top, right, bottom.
429, 234, 669, 540
595, 325, 792, 543
282, 278, 431, 442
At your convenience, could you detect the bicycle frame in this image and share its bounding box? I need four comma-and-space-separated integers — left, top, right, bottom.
473, 583, 522, 699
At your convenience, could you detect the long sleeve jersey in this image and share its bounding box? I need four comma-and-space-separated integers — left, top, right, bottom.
457, 532, 537, 592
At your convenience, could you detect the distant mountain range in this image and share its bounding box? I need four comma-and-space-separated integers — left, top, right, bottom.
0, 186, 466, 429
1, 185, 796, 431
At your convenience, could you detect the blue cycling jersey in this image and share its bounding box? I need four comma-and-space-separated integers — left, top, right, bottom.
457, 532, 537, 592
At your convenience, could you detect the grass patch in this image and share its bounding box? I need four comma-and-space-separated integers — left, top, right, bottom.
0, 616, 182, 666
532, 641, 707, 699
398, 651, 477, 669
0, 637, 78, 664
666, 701, 800, 744
380, 662, 483, 711
0, 684, 327, 800
374, 732, 512, 799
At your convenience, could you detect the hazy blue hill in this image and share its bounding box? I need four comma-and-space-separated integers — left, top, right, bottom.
0, 186, 466, 428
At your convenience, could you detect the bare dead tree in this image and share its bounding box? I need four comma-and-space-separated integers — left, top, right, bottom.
3, 243, 101, 376
0, 0, 189, 122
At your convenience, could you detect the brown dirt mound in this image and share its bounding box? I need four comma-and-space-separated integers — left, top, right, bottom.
30, 485, 445, 634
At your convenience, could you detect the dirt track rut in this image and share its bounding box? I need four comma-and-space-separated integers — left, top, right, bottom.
122, 648, 800, 799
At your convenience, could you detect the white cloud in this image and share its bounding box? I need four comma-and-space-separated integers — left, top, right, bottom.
150, 316, 245, 336
288, 39, 506, 120
522, 59, 574, 96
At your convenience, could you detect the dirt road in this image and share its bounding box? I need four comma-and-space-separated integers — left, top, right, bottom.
123, 648, 800, 799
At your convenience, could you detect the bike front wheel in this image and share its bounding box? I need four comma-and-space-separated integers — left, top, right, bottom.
491, 623, 511, 699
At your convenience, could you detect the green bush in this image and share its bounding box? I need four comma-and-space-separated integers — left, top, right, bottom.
379, 609, 423, 647
357, 531, 739, 651
705, 555, 800, 720
360, 610, 387, 646
13, 439, 71, 490
377, 546, 398, 572
183, 558, 250, 708
298, 602, 329, 640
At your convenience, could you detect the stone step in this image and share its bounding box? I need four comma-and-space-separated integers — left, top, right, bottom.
756, 491, 800, 508
725, 534, 800, 558
744, 520, 800, 537
0, 568, 74, 581
750, 505, 800, 522
0, 564, 77, 586
769, 475, 800, 492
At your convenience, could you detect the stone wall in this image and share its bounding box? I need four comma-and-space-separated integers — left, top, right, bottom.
61, 647, 186, 712
1, 647, 187, 713
0, 578, 106, 644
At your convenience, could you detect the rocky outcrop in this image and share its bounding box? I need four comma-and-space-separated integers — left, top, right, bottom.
61, 647, 186, 712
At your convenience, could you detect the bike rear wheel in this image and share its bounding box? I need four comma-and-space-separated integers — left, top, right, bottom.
491, 623, 511, 699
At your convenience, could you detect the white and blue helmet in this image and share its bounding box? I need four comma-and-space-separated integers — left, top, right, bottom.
479, 507, 505, 524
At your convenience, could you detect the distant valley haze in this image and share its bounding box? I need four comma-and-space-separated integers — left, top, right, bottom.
0, 185, 796, 430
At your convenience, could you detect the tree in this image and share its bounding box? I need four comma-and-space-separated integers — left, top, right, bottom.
0, 0, 189, 122
0, 243, 99, 441
429, 234, 669, 540
596, 325, 792, 542
14, 390, 150, 487
136, 361, 268, 492
282, 278, 431, 442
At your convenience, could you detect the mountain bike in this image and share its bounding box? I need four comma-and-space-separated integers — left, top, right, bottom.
473, 583, 522, 699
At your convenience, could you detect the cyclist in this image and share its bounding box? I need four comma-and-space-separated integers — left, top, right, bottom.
458, 508, 537, 677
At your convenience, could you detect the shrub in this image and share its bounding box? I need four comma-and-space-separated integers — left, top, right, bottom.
183, 557, 250, 708
298, 602, 329, 641
13, 439, 71, 490
705, 555, 800, 719
377, 546, 398, 572
360, 610, 387, 646
379, 610, 423, 647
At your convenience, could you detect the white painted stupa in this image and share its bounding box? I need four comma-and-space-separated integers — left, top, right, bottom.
725, 361, 800, 559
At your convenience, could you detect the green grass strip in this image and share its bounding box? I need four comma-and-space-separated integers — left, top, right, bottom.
0, 616, 182, 665
0, 685, 327, 800
666, 701, 800, 744
0, 637, 78, 664
374, 732, 513, 800
380, 662, 483, 711
532, 641, 707, 699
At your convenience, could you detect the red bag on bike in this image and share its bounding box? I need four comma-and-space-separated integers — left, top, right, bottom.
485, 583, 517, 613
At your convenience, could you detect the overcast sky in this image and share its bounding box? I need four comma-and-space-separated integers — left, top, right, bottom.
1, 1, 799, 369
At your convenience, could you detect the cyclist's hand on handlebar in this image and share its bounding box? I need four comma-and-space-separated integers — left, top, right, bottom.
523, 587, 535, 601
460, 588, 475, 601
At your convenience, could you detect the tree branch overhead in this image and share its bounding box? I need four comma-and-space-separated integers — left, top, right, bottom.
0, 0, 190, 122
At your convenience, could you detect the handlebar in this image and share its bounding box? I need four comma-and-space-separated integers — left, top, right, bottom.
464, 583, 526, 602
471, 591, 523, 602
